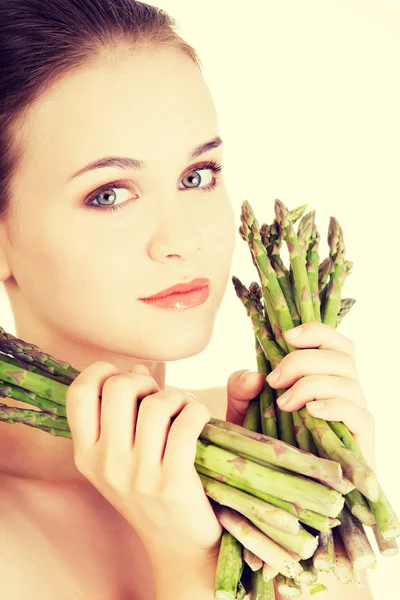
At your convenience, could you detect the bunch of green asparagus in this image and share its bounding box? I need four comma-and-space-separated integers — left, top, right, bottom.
0, 199, 398, 600
211, 198, 399, 598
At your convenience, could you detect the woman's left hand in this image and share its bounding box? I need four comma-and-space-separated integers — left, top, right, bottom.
266, 322, 375, 468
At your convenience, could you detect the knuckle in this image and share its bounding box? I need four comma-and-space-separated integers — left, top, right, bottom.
185, 399, 211, 421
102, 373, 136, 396
169, 388, 188, 404
138, 394, 166, 415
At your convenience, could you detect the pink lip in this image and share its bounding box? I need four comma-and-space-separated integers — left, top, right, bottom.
140, 278, 210, 300
140, 284, 210, 311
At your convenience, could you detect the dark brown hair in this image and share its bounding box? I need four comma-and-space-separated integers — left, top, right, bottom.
0, 0, 202, 221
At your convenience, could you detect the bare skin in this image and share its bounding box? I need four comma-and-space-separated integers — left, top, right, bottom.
0, 378, 374, 600
0, 47, 375, 599
1, 386, 227, 600
0, 47, 236, 488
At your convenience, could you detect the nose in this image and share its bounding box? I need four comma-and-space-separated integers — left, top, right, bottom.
146, 199, 202, 263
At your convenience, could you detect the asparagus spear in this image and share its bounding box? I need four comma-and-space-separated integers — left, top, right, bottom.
299, 408, 379, 502
252, 568, 276, 599
329, 420, 400, 539
276, 574, 301, 598
203, 418, 344, 485
235, 580, 246, 600
232, 277, 296, 445
195, 440, 345, 518
0, 327, 79, 380
0, 379, 67, 417
231, 277, 283, 370
274, 199, 315, 324
333, 530, 354, 584
233, 275, 308, 449
312, 531, 335, 572
198, 473, 300, 534
0, 403, 70, 431
294, 558, 318, 585
306, 223, 322, 322
243, 397, 261, 433
214, 505, 303, 579
338, 506, 377, 570
345, 489, 376, 527
270, 258, 302, 328
214, 530, 244, 600
0, 358, 68, 405
318, 257, 332, 293
247, 514, 319, 560
253, 332, 277, 439
196, 464, 339, 533
336, 298, 356, 327
240, 208, 288, 354
0, 351, 72, 385
262, 231, 301, 328
241, 201, 296, 351
321, 218, 350, 327
372, 525, 399, 557
243, 548, 263, 571
297, 210, 316, 259
262, 563, 279, 582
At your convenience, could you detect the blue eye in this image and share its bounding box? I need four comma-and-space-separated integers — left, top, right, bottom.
83, 160, 224, 214
84, 183, 134, 211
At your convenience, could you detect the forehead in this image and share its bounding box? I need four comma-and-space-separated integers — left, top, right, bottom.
21, 49, 218, 178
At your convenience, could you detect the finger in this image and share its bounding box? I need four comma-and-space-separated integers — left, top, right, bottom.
129, 364, 151, 375
305, 398, 375, 467
226, 369, 265, 426
266, 349, 358, 389
276, 375, 366, 412
66, 361, 122, 452
133, 390, 197, 486
98, 371, 160, 453
162, 400, 211, 484
283, 322, 356, 358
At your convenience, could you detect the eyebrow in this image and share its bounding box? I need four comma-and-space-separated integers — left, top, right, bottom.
68, 136, 223, 181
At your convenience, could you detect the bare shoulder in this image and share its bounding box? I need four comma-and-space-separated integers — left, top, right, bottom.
0, 473, 156, 599
165, 383, 227, 419
1, 475, 79, 599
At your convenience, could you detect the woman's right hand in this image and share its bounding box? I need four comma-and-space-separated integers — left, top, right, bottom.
65, 361, 223, 564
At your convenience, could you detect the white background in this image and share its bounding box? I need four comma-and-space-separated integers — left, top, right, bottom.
1, 0, 399, 597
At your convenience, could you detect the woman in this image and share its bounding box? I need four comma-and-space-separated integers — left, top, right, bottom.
0, 1, 375, 598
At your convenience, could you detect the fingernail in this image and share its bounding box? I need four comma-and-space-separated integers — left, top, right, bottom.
278, 389, 292, 407
285, 327, 303, 340
267, 367, 281, 384
309, 400, 324, 410
187, 392, 197, 401
239, 370, 252, 382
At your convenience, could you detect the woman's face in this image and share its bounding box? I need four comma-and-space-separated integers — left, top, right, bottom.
2, 49, 236, 361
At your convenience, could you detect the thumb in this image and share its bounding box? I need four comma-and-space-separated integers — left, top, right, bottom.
225, 370, 266, 426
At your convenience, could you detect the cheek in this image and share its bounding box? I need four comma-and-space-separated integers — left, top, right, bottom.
213, 196, 236, 261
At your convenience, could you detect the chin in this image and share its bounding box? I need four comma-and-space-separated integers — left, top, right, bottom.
142, 321, 215, 362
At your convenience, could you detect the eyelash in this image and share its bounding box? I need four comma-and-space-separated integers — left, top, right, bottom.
83, 160, 224, 214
